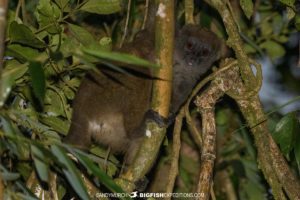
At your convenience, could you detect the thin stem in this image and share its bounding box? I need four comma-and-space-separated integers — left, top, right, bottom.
120, 0, 132, 48
116, 0, 175, 192
184, 0, 194, 24
142, 0, 149, 29
166, 109, 184, 196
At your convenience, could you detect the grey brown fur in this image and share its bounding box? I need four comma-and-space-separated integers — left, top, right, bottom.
65, 25, 221, 164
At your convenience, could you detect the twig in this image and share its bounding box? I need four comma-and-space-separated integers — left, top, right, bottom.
165, 109, 184, 195
142, 0, 149, 30
217, 170, 238, 200
185, 107, 202, 148
210, 183, 216, 200
184, 0, 194, 24
49, 173, 59, 200
15, 0, 22, 20
21, 0, 27, 25
120, 0, 131, 48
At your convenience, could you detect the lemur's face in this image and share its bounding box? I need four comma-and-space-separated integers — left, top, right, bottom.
175, 25, 220, 73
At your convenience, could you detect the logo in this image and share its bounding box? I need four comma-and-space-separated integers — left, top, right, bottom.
130, 191, 138, 198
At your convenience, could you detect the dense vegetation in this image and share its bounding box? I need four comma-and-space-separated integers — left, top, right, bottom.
0, 0, 300, 199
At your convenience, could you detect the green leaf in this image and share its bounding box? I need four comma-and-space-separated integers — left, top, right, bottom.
273, 112, 300, 158
286, 7, 295, 20
6, 44, 40, 62
280, 0, 295, 8
54, 0, 69, 9
9, 21, 46, 48
40, 116, 70, 135
271, 15, 284, 34
89, 146, 119, 177
0, 61, 28, 106
240, 0, 254, 19
44, 89, 65, 116
260, 40, 285, 59
61, 77, 81, 99
244, 43, 257, 54
51, 145, 90, 200
70, 149, 130, 199
14, 193, 37, 200
295, 15, 300, 30
276, 35, 289, 43
216, 109, 229, 125
60, 37, 79, 57
42, 131, 61, 143
1, 116, 17, 138
82, 48, 159, 68
61, 84, 75, 100
241, 158, 261, 184
90, 146, 119, 164
31, 145, 49, 182
68, 23, 96, 46
35, 0, 62, 34
1, 117, 30, 160
80, 0, 121, 15
1, 171, 20, 181
28, 61, 46, 104
240, 179, 265, 200
260, 20, 273, 36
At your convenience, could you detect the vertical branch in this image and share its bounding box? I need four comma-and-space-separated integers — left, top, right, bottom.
0, 0, 8, 74
196, 108, 216, 200
166, 109, 184, 195
116, 0, 174, 192
0, 11, 8, 197
184, 0, 194, 24
142, 0, 149, 29
151, 0, 174, 117
119, 0, 131, 48
216, 170, 238, 200
194, 61, 240, 200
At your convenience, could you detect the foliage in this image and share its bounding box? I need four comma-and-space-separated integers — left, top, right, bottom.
0, 0, 300, 199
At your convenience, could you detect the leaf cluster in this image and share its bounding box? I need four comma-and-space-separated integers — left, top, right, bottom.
1, 0, 300, 199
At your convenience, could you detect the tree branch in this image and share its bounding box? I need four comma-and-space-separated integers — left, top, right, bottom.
0, 0, 8, 195
116, 0, 174, 192
0, 0, 8, 76
166, 109, 184, 195
194, 60, 240, 200
233, 80, 300, 199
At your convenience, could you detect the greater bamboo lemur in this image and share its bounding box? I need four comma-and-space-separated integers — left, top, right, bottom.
65, 10, 222, 164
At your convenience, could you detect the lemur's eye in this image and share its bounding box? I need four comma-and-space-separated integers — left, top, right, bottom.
185, 40, 194, 50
